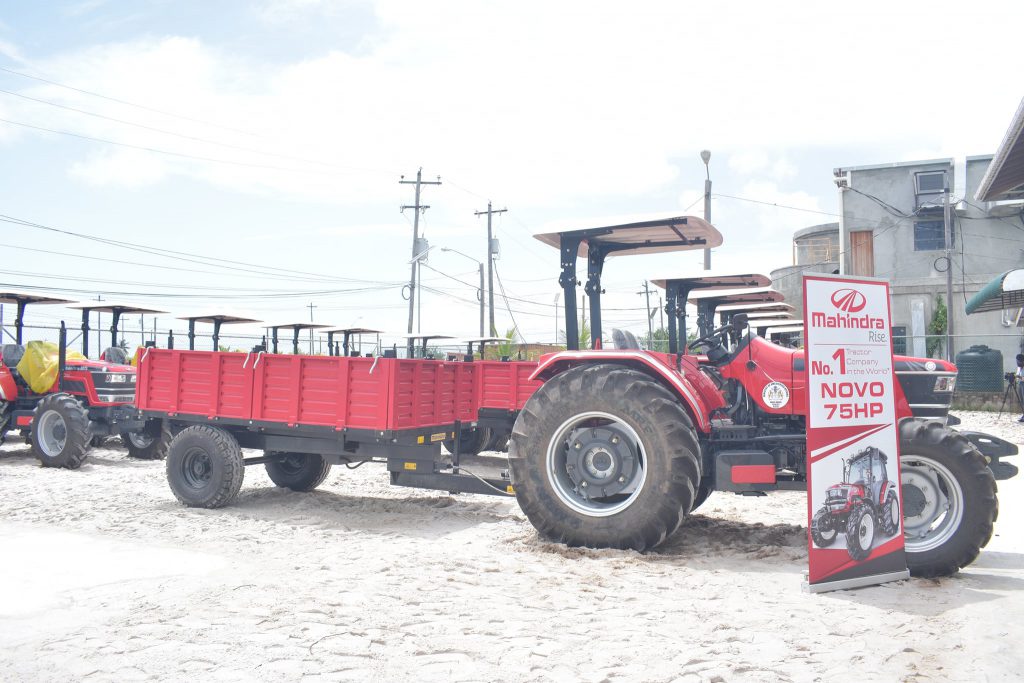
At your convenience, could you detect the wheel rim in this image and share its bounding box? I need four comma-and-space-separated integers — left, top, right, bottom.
858, 510, 875, 548
127, 431, 155, 449
901, 456, 964, 553
37, 411, 68, 457
545, 411, 647, 517
181, 448, 213, 489
276, 453, 307, 475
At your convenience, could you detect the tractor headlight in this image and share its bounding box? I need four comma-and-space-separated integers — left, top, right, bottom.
934, 376, 956, 393
106, 373, 128, 384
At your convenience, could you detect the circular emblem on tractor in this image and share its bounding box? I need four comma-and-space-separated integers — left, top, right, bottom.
830, 288, 867, 313
762, 381, 790, 409
924, 361, 937, 371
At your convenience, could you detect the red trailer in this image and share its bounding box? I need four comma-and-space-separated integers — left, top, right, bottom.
136, 347, 539, 506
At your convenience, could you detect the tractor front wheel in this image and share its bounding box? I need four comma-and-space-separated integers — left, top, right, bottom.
31, 393, 91, 469
900, 419, 997, 578
845, 505, 876, 561
810, 508, 837, 547
509, 364, 700, 552
264, 452, 331, 491
125, 420, 171, 460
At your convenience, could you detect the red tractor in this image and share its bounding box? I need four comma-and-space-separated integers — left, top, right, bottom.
811, 447, 900, 560
508, 216, 1016, 578
0, 293, 163, 468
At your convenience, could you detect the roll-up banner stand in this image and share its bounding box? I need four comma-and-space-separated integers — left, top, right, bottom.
802, 274, 909, 593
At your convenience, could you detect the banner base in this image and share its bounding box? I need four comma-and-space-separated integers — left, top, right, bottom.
803, 569, 910, 594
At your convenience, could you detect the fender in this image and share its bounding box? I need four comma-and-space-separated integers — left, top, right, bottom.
0, 365, 16, 402
529, 350, 719, 433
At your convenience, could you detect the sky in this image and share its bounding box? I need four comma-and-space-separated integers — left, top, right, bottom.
0, 0, 1022, 352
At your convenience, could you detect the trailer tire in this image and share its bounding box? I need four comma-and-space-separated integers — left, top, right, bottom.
443, 427, 491, 456
900, 419, 997, 578
31, 393, 91, 469
264, 453, 331, 491
509, 364, 700, 552
166, 425, 244, 508
125, 420, 171, 460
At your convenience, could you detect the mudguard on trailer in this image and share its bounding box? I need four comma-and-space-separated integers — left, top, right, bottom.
530, 350, 723, 433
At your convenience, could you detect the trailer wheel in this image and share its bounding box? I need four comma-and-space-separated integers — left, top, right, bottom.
166, 425, 244, 508
264, 452, 331, 491
900, 419, 997, 578
509, 364, 700, 552
125, 420, 171, 460
443, 427, 492, 456
845, 504, 876, 561
31, 393, 91, 469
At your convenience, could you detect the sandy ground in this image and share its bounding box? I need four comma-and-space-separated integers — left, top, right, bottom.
0, 411, 1021, 683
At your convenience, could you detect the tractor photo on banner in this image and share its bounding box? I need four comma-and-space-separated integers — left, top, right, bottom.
803, 274, 910, 592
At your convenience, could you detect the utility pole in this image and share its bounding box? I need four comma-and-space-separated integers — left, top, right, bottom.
475, 201, 507, 336
637, 281, 654, 347
401, 168, 441, 356
307, 302, 317, 355
701, 150, 712, 270
943, 174, 954, 362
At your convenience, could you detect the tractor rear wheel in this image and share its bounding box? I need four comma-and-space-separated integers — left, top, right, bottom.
125, 420, 171, 460
845, 505, 876, 560
900, 419, 997, 578
166, 426, 244, 508
880, 490, 900, 537
31, 393, 91, 469
264, 452, 331, 491
509, 364, 700, 552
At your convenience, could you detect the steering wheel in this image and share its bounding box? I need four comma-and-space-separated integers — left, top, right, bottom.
688, 322, 733, 353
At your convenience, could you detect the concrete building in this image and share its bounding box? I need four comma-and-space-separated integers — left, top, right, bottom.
770, 222, 839, 319
824, 156, 1024, 363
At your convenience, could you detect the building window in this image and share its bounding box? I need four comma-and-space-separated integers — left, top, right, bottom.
892, 326, 907, 355
915, 171, 945, 194
914, 219, 952, 251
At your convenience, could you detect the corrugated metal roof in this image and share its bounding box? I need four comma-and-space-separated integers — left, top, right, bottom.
976, 96, 1024, 202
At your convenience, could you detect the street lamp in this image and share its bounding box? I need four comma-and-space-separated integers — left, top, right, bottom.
700, 149, 712, 270
441, 247, 485, 337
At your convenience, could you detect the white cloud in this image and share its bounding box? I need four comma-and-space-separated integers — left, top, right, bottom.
68, 149, 167, 187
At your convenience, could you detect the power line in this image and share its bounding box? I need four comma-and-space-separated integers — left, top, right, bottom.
713, 193, 840, 217
0, 86, 390, 175
0, 116, 354, 178
0, 64, 255, 137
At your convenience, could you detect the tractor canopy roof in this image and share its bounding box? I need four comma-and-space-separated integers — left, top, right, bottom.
321, 327, 383, 335
534, 214, 723, 258
177, 312, 263, 325
649, 272, 770, 291
0, 289, 77, 306
717, 302, 794, 314
267, 321, 333, 331
750, 318, 803, 329
68, 301, 167, 315
744, 310, 795, 320
688, 287, 784, 307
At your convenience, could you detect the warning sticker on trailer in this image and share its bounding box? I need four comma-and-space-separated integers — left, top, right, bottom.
762, 382, 790, 409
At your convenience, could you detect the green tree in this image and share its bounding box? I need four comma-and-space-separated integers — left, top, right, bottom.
926, 294, 947, 358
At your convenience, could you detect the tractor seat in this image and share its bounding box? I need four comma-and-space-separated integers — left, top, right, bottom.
101, 347, 129, 365
1, 343, 25, 369
612, 328, 641, 350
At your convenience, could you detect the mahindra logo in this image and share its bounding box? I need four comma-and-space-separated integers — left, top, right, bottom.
831, 288, 866, 313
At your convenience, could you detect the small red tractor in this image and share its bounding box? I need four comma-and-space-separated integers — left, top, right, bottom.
811, 447, 900, 560
508, 216, 1017, 578
0, 293, 164, 467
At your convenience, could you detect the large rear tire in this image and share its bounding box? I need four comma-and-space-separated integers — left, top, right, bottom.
166, 426, 244, 508
31, 393, 91, 470
509, 365, 700, 552
264, 452, 331, 491
900, 419, 997, 578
